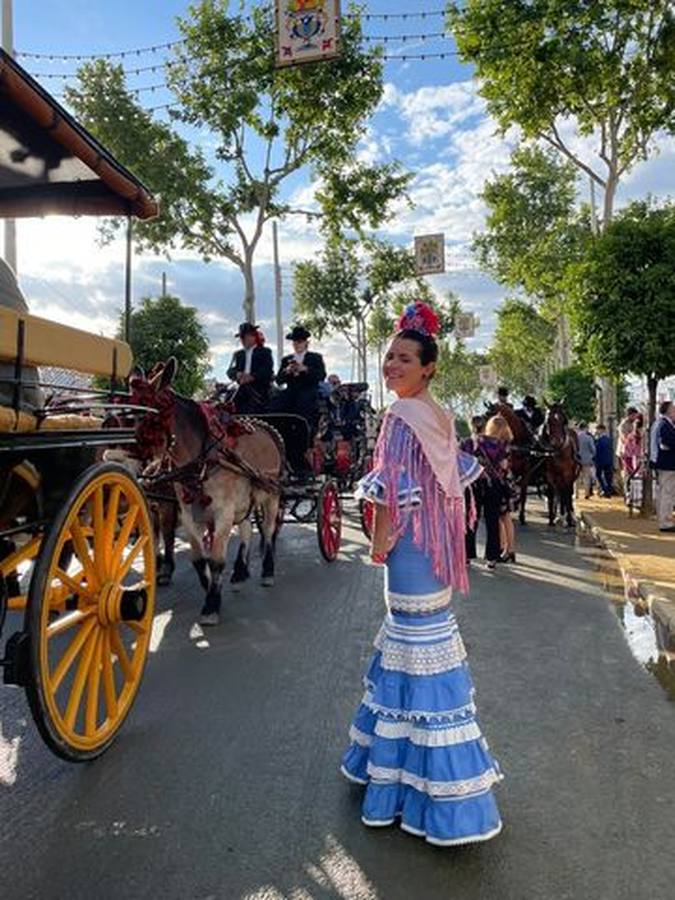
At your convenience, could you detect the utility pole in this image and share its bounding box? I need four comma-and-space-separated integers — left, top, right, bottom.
161, 271, 167, 298
272, 221, 284, 365
2, 0, 17, 273
124, 216, 133, 344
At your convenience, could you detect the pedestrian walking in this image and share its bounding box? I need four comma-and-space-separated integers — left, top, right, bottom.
616, 407, 640, 471
575, 423, 596, 499
654, 401, 675, 532
460, 414, 486, 563
342, 301, 503, 846
622, 418, 645, 506
476, 416, 515, 569
594, 424, 615, 497
483, 416, 516, 565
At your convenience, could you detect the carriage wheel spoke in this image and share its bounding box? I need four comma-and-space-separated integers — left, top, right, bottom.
64, 627, 99, 731
109, 626, 134, 682
117, 536, 148, 582
92, 487, 107, 578
103, 484, 122, 549
47, 608, 95, 639
101, 631, 118, 720
49, 616, 97, 693
54, 567, 95, 602
110, 504, 140, 572
85, 631, 103, 737
69, 518, 98, 590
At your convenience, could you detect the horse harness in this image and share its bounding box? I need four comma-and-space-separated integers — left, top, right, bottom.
132, 387, 282, 518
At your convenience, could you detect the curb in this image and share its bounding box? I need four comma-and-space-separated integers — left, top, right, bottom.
578, 511, 675, 653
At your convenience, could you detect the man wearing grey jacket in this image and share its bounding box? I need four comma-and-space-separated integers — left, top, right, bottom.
576, 423, 597, 499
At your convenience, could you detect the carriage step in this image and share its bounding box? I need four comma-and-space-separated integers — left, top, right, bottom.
1, 631, 30, 687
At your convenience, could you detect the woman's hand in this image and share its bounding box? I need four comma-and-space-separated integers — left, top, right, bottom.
370, 503, 392, 562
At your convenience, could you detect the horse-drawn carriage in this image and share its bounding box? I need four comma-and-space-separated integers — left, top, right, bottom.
207, 378, 377, 564
0, 48, 159, 760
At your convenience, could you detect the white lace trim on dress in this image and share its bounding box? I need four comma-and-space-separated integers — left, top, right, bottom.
366, 763, 501, 798
374, 719, 483, 747
386, 586, 452, 614
376, 634, 467, 675
360, 688, 477, 723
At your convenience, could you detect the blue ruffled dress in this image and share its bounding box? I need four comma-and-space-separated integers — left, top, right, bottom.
342, 462, 503, 847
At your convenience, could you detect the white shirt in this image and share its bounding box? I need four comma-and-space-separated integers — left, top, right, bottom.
244, 347, 254, 375
293, 351, 306, 365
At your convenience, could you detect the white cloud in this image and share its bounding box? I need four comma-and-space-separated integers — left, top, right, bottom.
382, 80, 487, 147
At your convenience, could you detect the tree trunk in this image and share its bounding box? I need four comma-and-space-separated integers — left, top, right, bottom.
596, 168, 619, 437
242, 257, 256, 323
641, 374, 659, 517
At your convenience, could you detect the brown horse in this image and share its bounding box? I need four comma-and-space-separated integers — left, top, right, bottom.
489, 402, 545, 525
541, 403, 580, 528
130, 360, 283, 626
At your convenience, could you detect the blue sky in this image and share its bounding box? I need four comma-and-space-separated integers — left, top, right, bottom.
8, 0, 675, 387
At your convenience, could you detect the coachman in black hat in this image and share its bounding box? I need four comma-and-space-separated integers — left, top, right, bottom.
227, 322, 274, 414
270, 324, 326, 429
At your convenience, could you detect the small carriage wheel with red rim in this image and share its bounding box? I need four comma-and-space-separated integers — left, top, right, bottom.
359, 498, 374, 540
317, 480, 342, 562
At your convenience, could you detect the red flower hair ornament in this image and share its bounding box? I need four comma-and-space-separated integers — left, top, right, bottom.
396, 301, 440, 338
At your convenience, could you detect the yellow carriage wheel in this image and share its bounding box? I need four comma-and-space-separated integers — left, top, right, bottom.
25, 463, 156, 762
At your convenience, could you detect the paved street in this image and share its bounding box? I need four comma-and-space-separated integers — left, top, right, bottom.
2, 504, 675, 900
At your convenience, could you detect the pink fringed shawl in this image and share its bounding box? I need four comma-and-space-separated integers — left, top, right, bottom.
369, 398, 470, 593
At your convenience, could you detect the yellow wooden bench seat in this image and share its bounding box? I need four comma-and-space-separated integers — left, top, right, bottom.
0, 406, 104, 433
0, 306, 132, 377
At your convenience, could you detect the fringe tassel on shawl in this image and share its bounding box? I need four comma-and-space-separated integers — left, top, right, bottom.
372, 414, 469, 594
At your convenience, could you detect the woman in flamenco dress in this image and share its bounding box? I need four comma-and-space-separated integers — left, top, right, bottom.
341, 301, 503, 847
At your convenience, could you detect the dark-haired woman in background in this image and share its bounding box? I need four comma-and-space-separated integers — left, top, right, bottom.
341, 302, 503, 847
461, 414, 487, 564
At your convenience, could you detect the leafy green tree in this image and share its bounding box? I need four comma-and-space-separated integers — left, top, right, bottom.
68, 2, 410, 321
569, 201, 675, 423
293, 239, 420, 384
489, 298, 555, 397
124, 295, 211, 396
433, 341, 485, 418
447, 0, 675, 227
474, 144, 590, 321
448, 0, 675, 422
545, 364, 596, 423
569, 201, 675, 511
66, 62, 214, 255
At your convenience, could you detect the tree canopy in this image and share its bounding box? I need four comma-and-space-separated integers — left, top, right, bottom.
474, 144, 589, 317
123, 295, 211, 396
293, 238, 421, 382
545, 364, 596, 424
569, 201, 675, 405
447, 0, 675, 225
67, 1, 411, 320
489, 297, 555, 397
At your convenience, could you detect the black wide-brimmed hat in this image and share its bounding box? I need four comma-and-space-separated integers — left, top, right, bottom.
286, 325, 311, 341
235, 322, 258, 338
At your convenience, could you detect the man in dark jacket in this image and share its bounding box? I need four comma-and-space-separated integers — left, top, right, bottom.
227, 322, 274, 414
271, 325, 326, 428
594, 424, 615, 497
516, 395, 545, 435
655, 400, 675, 532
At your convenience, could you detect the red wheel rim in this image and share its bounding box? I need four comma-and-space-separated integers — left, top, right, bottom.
319, 483, 341, 561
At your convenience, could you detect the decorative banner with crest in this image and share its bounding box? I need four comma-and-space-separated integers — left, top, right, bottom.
414, 233, 446, 275
275, 0, 342, 68
479, 365, 498, 388
455, 312, 476, 339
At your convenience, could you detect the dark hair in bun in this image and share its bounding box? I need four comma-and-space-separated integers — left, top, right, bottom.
395, 329, 438, 366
